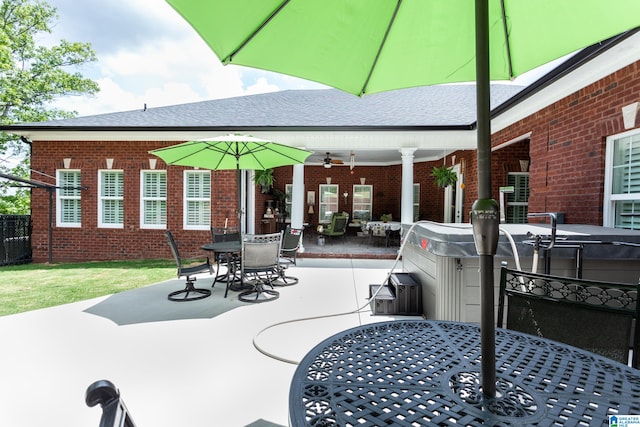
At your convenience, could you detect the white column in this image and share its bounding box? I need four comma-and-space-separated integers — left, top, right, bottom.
292, 163, 306, 252
291, 163, 305, 228
400, 148, 417, 225
246, 170, 256, 234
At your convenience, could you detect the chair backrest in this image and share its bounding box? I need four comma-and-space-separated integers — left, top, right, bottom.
371, 225, 386, 237
211, 227, 240, 243
165, 230, 183, 271
242, 232, 282, 270
498, 266, 639, 368
331, 213, 349, 233
282, 227, 302, 252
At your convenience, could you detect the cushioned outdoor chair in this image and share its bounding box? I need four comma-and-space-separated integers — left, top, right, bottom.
318, 212, 349, 242
238, 232, 283, 303
497, 266, 639, 368
165, 230, 212, 301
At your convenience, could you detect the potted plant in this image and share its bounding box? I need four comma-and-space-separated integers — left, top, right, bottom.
380, 213, 392, 223
431, 165, 458, 188
253, 168, 274, 193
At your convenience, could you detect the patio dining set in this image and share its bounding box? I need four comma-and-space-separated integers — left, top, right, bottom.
165, 226, 302, 304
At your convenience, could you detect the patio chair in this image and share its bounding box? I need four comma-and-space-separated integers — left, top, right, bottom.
86, 380, 136, 427
497, 266, 639, 368
274, 226, 302, 286
210, 226, 241, 287
318, 212, 349, 243
165, 230, 212, 301
238, 232, 283, 303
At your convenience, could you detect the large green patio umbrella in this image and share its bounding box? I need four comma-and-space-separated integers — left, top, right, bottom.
163, 0, 640, 397
150, 134, 312, 223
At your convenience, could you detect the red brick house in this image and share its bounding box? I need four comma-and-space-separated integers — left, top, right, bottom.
2, 31, 640, 263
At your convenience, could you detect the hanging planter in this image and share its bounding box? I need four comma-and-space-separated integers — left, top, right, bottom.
431, 165, 458, 189
253, 168, 275, 193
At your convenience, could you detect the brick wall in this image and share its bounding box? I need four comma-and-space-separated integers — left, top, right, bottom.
30, 140, 237, 262
492, 60, 640, 224
29, 141, 527, 262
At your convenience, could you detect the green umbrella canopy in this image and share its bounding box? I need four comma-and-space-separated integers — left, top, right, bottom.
149, 134, 312, 170
165, 0, 640, 96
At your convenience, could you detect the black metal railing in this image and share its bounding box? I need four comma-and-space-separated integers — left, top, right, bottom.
0, 215, 32, 265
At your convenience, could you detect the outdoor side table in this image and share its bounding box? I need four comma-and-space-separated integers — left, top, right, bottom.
289, 320, 640, 426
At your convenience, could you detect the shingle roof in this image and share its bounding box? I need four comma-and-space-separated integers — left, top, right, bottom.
19, 84, 524, 129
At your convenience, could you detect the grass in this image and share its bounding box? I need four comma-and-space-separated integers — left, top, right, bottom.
0, 259, 178, 316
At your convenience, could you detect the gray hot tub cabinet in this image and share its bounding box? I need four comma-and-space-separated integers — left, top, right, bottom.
401, 223, 640, 323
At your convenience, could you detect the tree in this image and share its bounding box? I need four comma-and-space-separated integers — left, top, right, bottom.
0, 0, 99, 213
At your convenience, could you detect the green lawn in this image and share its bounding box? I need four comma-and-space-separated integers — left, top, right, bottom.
0, 259, 178, 316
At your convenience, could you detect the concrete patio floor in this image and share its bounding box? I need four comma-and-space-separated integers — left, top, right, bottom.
0, 258, 421, 427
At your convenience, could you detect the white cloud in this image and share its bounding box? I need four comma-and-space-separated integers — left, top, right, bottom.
45, 0, 325, 117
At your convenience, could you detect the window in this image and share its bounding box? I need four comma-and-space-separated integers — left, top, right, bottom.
506, 172, 529, 224
352, 184, 372, 222
184, 170, 211, 230
413, 183, 420, 221
56, 170, 82, 227
319, 184, 338, 222
140, 170, 167, 229
98, 170, 124, 228
605, 130, 640, 230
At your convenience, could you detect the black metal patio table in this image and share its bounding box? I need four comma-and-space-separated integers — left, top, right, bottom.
201, 241, 247, 296
289, 320, 640, 426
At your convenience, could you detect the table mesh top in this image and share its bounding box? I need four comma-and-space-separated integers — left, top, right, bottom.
289, 320, 640, 426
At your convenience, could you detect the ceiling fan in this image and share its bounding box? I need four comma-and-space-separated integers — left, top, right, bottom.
322, 152, 344, 168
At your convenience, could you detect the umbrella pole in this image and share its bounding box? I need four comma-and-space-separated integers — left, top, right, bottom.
473, 0, 498, 398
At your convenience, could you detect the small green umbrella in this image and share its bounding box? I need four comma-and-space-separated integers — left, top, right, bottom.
163, 0, 640, 397
150, 134, 312, 222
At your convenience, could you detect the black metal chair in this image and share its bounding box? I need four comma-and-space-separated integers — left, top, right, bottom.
498, 266, 639, 368
274, 226, 302, 286
165, 230, 212, 301
238, 232, 282, 303
86, 380, 136, 427
210, 226, 241, 287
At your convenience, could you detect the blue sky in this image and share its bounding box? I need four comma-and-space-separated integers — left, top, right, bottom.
45, 0, 559, 118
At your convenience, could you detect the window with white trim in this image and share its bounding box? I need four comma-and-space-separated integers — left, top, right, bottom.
98, 170, 124, 228
352, 184, 372, 222
140, 170, 166, 229
56, 170, 81, 227
604, 130, 640, 230
184, 170, 211, 230
319, 184, 338, 223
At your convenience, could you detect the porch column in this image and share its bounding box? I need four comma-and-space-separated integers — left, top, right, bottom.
291, 163, 306, 251
246, 170, 256, 234
400, 148, 417, 225
291, 163, 305, 227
